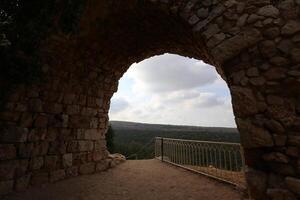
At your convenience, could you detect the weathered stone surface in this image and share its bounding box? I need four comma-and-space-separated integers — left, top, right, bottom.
211, 29, 262, 64
0, 144, 16, 160
257, 5, 279, 17
0, 160, 18, 181
231, 87, 258, 117
0, 126, 28, 143
50, 170, 65, 182
267, 188, 297, 200
31, 172, 49, 186
62, 153, 73, 167
66, 166, 78, 178
44, 155, 58, 170
0, 180, 13, 195
15, 174, 31, 191
246, 168, 268, 200
262, 152, 289, 163
96, 160, 110, 172
237, 118, 273, 148
285, 177, 300, 195
282, 21, 300, 35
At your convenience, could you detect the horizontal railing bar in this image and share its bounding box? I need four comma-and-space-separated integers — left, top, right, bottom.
154, 137, 246, 188
155, 137, 241, 146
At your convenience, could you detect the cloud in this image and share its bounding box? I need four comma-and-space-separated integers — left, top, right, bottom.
128, 54, 218, 93
110, 97, 129, 113
109, 54, 236, 127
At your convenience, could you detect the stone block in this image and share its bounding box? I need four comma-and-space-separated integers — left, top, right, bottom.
18, 143, 33, 158
44, 155, 58, 170
96, 160, 109, 172
79, 129, 103, 140
50, 169, 65, 182
27, 129, 47, 142
30, 157, 44, 170
34, 114, 48, 128
31, 172, 49, 186
0, 126, 28, 143
66, 166, 78, 178
0, 144, 16, 160
48, 141, 66, 155
15, 159, 29, 178
78, 141, 94, 152
62, 153, 72, 167
79, 163, 95, 174
0, 180, 13, 195
0, 160, 18, 181
267, 188, 297, 200
69, 116, 90, 128
262, 152, 289, 163
246, 168, 268, 200
285, 177, 300, 195
15, 174, 31, 191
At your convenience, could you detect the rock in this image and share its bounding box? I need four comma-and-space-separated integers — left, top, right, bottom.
211, 28, 262, 64
0, 126, 28, 143
264, 119, 285, 133
0, 144, 16, 160
277, 39, 293, 54
237, 14, 248, 27
96, 160, 110, 172
197, 8, 208, 19
270, 57, 289, 66
247, 67, 259, 77
207, 33, 226, 48
247, 14, 263, 23
203, 24, 220, 39
267, 189, 297, 200
259, 40, 277, 57
188, 14, 199, 25
273, 135, 287, 146
34, 114, 48, 128
0, 160, 18, 181
262, 152, 289, 163
285, 177, 300, 195
15, 174, 31, 191
237, 118, 273, 148
263, 27, 280, 39
66, 166, 78, 178
291, 48, 300, 63
264, 68, 286, 80
281, 21, 300, 35
267, 95, 284, 105
0, 180, 13, 195
44, 155, 58, 170
249, 77, 266, 86
62, 153, 73, 167
30, 157, 44, 170
269, 163, 295, 176
286, 146, 299, 157
257, 5, 279, 18
231, 87, 258, 117
31, 172, 49, 186
50, 170, 65, 182
78, 141, 94, 152
246, 168, 268, 200
287, 136, 300, 147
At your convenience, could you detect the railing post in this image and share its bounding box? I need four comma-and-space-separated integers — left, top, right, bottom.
161, 137, 164, 162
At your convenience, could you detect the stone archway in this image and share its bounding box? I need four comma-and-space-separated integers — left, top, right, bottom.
0, 0, 300, 199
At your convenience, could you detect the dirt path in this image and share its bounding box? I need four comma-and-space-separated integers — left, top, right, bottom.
4, 159, 243, 200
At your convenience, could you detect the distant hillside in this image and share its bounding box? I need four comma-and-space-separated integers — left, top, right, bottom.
110, 121, 240, 159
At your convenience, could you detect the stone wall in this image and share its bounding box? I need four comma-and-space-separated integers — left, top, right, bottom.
0, 0, 300, 199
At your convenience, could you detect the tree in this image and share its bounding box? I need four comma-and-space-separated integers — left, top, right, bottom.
106, 124, 115, 153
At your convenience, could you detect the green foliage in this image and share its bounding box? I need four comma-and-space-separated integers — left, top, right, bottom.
106, 124, 115, 153
111, 121, 240, 160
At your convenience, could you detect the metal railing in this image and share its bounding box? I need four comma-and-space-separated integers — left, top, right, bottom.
155, 137, 246, 187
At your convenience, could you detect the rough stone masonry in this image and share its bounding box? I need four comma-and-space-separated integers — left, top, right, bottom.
0, 0, 300, 199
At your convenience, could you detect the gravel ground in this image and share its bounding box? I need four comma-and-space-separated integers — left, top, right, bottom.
4, 159, 243, 200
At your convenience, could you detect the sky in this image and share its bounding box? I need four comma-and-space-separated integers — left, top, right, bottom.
109, 54, 236, 128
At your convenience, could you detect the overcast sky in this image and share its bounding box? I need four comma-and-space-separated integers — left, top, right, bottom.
109, 54, 236, 128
